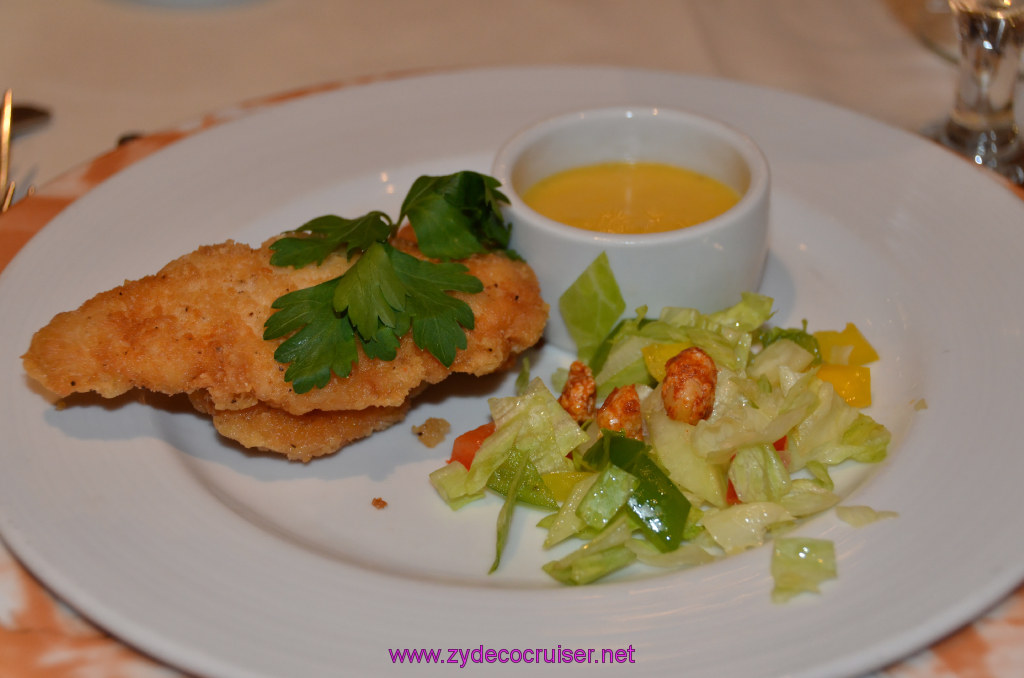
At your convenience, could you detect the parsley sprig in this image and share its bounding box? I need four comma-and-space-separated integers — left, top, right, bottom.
263, 171, 512, 394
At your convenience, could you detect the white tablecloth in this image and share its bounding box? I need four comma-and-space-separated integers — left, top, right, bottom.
4, 0, 978, 191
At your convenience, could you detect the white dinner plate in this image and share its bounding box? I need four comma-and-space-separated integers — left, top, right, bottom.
2, 67, 1023, 678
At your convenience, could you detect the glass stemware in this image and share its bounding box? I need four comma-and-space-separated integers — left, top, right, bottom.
926, 0, 1024, 185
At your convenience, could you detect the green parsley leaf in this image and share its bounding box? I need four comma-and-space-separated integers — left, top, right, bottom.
263, 171, 511, 391
263, 278, 358, 393
400, 172, 511, 259
330, 242, 481, 366
264, 243, 484, 391
390, 248, 482, 365
359, 315, 409, 362
332, 242, 408, 340
269, 211, 394, 268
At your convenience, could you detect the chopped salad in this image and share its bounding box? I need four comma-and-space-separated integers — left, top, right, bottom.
429, 254, 892, 601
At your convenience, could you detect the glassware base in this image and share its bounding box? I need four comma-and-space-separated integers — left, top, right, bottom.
923, 118, 1024, 186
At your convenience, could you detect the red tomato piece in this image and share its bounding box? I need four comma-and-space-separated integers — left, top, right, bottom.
773, 436, 791, 468
448, 421, 496, 469
726, 480, 741, 506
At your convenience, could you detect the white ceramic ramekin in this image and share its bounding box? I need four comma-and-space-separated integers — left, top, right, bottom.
492, 106, 770, 353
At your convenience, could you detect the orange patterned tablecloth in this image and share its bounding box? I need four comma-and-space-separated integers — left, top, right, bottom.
0, 80, 1022, 678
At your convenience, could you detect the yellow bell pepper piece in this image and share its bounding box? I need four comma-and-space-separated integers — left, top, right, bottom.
817, 364, 872, 407
541, 471, 594, 504
813, 323, 879, 366
641, 342, 692, 382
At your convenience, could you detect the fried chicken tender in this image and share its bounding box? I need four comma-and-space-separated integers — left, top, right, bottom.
22, 233, 548, 460
188, 391, 411, 463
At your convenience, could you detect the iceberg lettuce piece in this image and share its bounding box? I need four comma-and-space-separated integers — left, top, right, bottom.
748, 338, 816, 384
625, 538, 718, 569
543, 544, 636, 586
430, 377, 585, 506
479, 377, 584, 474
789, 378, 890, 469
804, 460, 834, 490
787, 377, 861, 470
490, 446, 530, 573
837, 413, 891, 464
728, 443, 792, 503
778, 479, 840, 517
559, 252, 626, 362
542, 514, 636, 585
771, 537, 837, 603
429, 462, 485, 509
708, 292, 774, 332
702, 502, 794, 554
691, 372, 817, 465
589, 309, 648, 374
835, 505, 898, 527
659, 292, 772, 336
577, 465, 638, 530
633, 319, 752, 374
655, 306, 707, 331
543, 473, 599, 548
756, 320, 822, 364
593, 334, 657, 396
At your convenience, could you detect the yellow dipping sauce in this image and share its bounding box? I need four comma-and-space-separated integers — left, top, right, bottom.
522, 161, 740, 234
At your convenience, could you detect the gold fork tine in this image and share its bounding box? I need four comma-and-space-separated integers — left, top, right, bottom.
2, 180, 14, 213
1, 89, 11, 201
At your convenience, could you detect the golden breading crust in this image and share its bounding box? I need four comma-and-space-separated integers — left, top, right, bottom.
22, 235, 548, 416
188, 391, 412, 463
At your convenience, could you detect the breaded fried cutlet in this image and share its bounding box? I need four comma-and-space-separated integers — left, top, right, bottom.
188, 390, 413, 462
22, 233, 548, 460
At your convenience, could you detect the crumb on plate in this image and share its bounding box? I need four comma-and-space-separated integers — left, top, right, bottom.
412, 417, 451, 448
